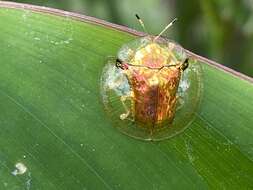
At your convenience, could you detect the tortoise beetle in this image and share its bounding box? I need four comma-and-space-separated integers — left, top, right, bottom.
100, 15, 202, 141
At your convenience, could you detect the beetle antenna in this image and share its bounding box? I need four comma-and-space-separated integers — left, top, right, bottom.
154, 18, 177, 41
135, 14, 148, 33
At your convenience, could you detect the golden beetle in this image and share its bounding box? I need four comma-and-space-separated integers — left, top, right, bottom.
101, 15, 202, 140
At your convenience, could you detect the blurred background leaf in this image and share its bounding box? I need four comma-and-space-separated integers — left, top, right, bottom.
7, 0, 253, 77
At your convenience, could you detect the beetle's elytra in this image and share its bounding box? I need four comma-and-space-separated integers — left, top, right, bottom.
101, 16, 202, 141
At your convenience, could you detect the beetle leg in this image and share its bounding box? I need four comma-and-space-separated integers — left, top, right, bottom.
179, 58, 189, 71
176, 95, 184, 111
119, 94, 133, 120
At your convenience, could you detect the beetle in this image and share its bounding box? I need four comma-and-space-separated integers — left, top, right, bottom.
100, 14, 202, 140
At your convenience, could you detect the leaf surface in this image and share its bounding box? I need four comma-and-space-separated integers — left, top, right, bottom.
0, 2, 253, 189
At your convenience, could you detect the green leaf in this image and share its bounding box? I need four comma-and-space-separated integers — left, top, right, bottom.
0, 2, 253, 189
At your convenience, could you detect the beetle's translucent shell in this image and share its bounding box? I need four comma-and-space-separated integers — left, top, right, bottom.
101, 36, 202, 141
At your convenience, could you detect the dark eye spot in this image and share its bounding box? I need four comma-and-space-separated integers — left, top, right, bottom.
115, 58, 122, 69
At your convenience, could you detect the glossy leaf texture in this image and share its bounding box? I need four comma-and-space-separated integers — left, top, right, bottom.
0, 2, 253, 189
